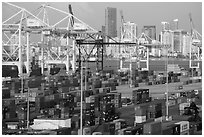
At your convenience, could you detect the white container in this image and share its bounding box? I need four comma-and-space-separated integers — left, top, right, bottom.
27, 18, 43, 27
32, 118, 71, 130
113, 121, 121, 130
73, 23, 88, 31
89, 96, 95, 103
135, 116, 146, 123
85, 97, 90, 103
7, 124, 18, 129
92, 132, 102, 135
179, 103, 190, 111
175, 121, 189, 133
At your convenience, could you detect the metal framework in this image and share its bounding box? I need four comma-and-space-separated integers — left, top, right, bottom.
2, 3, 49, 76
189, 30, 202, 68
2, 2, 99, 77
189, 13, 202, 68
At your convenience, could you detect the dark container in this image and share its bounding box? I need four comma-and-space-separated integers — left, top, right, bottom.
103, 122, 115, 135
143, 121, 162, 135
124, 125, 143, 135
56, 128, 72, 135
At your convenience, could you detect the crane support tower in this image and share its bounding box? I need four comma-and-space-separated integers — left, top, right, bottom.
189, 13, 202, 69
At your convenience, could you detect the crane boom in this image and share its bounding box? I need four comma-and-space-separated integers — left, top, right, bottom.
68, 4, 74, 27
189, 13, 195, 35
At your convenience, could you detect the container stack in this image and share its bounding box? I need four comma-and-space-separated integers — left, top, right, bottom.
162, 120, 181, 135
99, 95, 116, 123
134, 106, 147, 124
132, 89, 151, 105
2, 99, 17, 120
175, 121, 190, 135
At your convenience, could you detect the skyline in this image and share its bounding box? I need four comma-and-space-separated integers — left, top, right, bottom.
2, 2, 202, 39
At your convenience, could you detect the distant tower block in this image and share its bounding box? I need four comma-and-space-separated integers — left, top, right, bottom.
161, 22, 170, 31
173, 19, 179, 30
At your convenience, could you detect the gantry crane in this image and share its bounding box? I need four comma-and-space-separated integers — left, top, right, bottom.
189, 13, 202, 69
2, 2, 99, 78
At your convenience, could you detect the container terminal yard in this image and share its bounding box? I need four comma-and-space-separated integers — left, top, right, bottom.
2, 2, 202, 135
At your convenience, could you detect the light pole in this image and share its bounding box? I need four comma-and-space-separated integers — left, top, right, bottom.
80, 60, 83, 135
27, 83, 30, 129
165, 44, 169, 120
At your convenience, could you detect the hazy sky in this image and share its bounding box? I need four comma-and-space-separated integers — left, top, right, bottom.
2, 2, 202, 39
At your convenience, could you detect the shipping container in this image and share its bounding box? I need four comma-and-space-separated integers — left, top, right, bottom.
135, 116, 146, 123
56, 127, 72, 135
135, 106, 147, 116
180, 130, 190, 135
143, 121, 162, 135
92, 132, 102, 135
162, 125, 173, 135
124, 125, 143, 135
175, 121, 189, 133
179, 103, 190, 111
113, 119, 127, 130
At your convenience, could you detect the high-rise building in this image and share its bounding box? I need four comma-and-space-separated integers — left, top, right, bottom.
161, 22, 170, 31
105, 7, 117, 38
142, 25, 157, 56
102, 25, 106, 35
182, 33, 191, 56
173, 30, 187, 53
143, 25, 156, 40
173, 19, 179, 30
122, 21, 137, 42
160, 30, 174, 55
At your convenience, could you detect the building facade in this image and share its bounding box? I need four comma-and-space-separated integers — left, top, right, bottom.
143, 25, 156, 40
173, 30, 188, 53
143, 25, 157, 56
160, 30, 174, 56
182, 33, 191, 56
122, 21, 137, 42
173, 19, 179, 30
161, 22, 170, 31
105, 7, 117, 38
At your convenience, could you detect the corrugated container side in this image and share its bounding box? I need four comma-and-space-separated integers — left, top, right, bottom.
175, 121, 189, 133
143, 121, 162, 135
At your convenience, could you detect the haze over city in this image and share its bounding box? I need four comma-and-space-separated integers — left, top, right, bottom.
2, 2, 202, 38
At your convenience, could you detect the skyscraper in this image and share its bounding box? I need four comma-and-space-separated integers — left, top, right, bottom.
143, 25, 156, 40
173, 19, 179, 30
143, 25, 156, 56
182, 33, 191, 56
161, 22, 170, 31
161, 30, 174, 56
105, 7, 117, 38
174, 30, 188, 53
